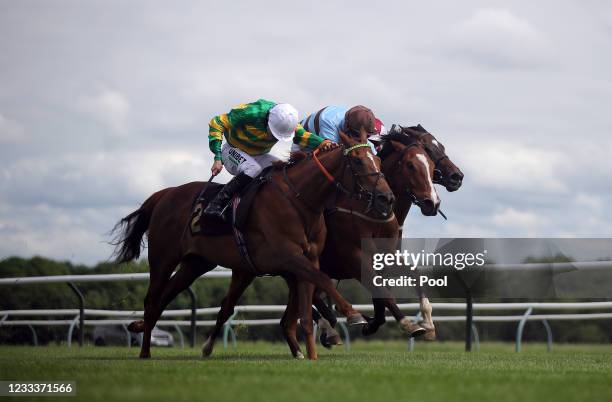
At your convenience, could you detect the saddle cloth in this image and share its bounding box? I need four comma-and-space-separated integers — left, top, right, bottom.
189, 167, 274, 236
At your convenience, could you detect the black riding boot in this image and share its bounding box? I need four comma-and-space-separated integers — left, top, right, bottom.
202, 172, 253, 221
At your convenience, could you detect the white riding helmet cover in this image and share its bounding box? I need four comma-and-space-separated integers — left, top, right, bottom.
268, 103, 299, 142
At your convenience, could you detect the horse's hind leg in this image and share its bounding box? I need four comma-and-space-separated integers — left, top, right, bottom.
139, 256, 177, 359
140, 255, 213, 358
202, 270, 254, 358
312, 292, 342, 348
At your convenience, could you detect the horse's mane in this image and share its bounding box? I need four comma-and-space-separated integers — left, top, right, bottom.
377, 130, 420, 160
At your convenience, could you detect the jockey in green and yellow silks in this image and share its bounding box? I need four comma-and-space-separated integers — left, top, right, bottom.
204, 99, 332, 221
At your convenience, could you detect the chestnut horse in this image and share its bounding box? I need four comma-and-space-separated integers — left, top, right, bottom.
198, 135, 441, 359
112, 130, 394, 360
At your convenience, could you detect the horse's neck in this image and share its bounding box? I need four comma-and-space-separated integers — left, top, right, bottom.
285, 148, 344, 210
381, 152, 412, 227
394, 198, 412, 227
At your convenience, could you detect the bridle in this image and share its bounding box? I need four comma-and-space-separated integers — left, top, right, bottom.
312, 144, 389, 216
401, 127, 449, 185
387, 142, 448, 220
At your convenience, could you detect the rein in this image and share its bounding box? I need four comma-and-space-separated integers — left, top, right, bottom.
312, 144, 387, 215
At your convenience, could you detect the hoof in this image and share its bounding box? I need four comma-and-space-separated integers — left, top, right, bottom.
399, 318, 426, 338
202, 339, 214, 358
127, 320, 145, 333
139, 352, 151, 359
347, 314, 367, 326
423, 326, 437, 341
320, 331, 342, 349
361, 323, 379, 336
294, 351, 305, 360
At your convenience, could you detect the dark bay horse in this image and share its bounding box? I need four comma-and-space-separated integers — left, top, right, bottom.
288, 127, 464, 348
112, 130, 394, 360
314, 128, 464, 344
382, 125, 463, 340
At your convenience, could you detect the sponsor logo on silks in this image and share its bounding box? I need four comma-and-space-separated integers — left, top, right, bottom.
229, 148, 247, 165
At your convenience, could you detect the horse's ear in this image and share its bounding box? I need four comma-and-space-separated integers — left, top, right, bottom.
390, 140, 406, 153
338, 129, 352, 146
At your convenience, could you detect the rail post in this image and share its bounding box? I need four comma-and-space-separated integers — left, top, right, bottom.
542, 319, 553, 352
67, 282, 85, 347
515, 307, 533, 352
187, 287, 197, 347
465, 291, 473, 352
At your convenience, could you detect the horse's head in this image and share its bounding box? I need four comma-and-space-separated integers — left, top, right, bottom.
380, 135, 441, 216
401, 125, 464, 192
337, 127, 395, 218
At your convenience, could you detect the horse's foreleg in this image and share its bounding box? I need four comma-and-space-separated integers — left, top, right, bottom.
280, 275, 303, 359
362, 298, 387, 336
297, 281, 317, 360
202, 271, 254, 357
282, 255, 365, 326
419, 296, 436, 341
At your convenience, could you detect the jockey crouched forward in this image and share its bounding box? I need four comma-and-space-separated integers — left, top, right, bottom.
293, 105, 387, 154
203, 99, 333, 221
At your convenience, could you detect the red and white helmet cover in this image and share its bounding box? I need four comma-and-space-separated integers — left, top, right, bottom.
374, 118, 387, 135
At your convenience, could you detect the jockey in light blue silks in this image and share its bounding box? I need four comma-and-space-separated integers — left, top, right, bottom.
292, 105, 386, 153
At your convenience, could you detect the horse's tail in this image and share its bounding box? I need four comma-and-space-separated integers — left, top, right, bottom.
110, 188, 173, 264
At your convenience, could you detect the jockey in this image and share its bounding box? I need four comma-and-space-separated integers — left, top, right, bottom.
295, 105, 386, 153
203, 99, 332, 220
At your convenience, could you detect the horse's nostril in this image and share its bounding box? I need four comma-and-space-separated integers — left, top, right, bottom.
450, 172, 463, 182
376, 193, 395, 206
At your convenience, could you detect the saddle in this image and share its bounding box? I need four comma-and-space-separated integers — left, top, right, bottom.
189, 166, 275, 236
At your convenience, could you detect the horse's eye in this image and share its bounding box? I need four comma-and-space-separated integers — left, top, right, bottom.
352, 158, 363, 166
407, 162, 415, 171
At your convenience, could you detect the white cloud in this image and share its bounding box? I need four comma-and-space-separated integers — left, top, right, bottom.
458, 141, 566, 193
574, 193, 603, 211
447, 8, 551, 69
78, 88, 131, 135
0, 150, 206, 208
0, 113, 25, 143
492, 207, 543, 231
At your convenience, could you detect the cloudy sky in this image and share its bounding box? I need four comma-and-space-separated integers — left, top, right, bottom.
1, 1, 611, 265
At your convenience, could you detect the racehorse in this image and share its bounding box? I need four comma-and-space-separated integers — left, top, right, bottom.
313, 126, 464, 343
384, 125, 463, 340
112, 129, 394, 360
199, 133, 443, 358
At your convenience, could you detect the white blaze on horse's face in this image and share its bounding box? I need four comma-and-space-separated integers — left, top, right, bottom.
366, 149, 380, 173
416, 153, 439, 204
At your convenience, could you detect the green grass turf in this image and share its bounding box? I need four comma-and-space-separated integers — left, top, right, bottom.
1, 341, 611, 402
